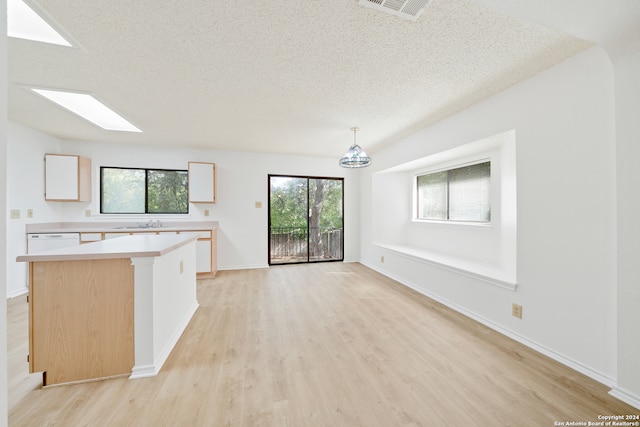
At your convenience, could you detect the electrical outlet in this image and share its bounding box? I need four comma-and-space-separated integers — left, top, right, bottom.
10, 209, 20, 219
512, 303, 523, 319
255, 201, 262, 208
27, 209, 33, 218
380, 255, 384, 263
85, 209, 92, 217
180, 260, 184, 274
204, 209, 210, 217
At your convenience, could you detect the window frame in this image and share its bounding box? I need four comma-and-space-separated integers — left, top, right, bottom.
414, 159, 491, 224
100, 166, 189, 215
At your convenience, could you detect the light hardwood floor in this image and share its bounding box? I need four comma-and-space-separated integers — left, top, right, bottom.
8, 263, 638, 426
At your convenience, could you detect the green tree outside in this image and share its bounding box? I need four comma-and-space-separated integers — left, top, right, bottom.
101, 167, 188, 214
269, 176, 343, 262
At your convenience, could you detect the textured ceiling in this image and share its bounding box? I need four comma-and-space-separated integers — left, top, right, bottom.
8, 0, 594, 158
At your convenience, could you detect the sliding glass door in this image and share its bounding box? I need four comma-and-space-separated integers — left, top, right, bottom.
269, 176, 309, 264
268, 175, 343, 265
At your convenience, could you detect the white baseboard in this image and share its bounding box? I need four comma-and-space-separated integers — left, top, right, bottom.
218, 263, 269, 271
362, 261, 631, 403
7, 287, 28, 299
609, 387, 640, 410
129, 364, 159, 379
130, 301, 199, 380
217, 261, 357, 271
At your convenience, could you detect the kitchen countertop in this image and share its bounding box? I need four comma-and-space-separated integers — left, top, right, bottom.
17, 233, 199, 262
25, 221, 218, 234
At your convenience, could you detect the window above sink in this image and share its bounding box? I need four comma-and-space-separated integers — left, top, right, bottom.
101, 167, 188, 214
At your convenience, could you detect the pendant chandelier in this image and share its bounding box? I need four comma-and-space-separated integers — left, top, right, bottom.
339, 127, 372, 168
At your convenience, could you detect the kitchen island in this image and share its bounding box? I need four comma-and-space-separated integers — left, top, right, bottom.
16, 233, 199, 386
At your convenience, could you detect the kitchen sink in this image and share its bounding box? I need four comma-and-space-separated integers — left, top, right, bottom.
112, 225, 163, 230
112, 220, 163, 230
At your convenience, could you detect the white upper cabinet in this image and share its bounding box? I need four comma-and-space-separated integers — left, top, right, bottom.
189, 162, 216, 204
45, 154, 92, 202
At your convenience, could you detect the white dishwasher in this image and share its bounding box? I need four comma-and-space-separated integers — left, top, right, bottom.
27, 233, 81, 253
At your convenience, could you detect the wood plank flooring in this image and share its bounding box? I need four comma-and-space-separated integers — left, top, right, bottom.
8, 263, 638, 426
7, 294, 41, 412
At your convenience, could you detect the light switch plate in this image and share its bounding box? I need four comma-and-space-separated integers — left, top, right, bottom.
10, 209, 20, 219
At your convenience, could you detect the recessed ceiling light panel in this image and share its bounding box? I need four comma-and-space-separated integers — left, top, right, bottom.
358, 0, 432, 21
7, 0, 72, 46
30, 88, 142, 133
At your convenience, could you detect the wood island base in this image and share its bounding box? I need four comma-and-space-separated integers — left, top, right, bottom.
20, 234, 199, 386
30, 258, 134, 386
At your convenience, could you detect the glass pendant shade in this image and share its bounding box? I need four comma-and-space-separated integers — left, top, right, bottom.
339, 127, 372, 168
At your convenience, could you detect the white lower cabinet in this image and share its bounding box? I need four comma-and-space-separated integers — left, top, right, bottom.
80, 233, 103, 243
177, 231, 212, 274
196, 240, 212, 273
104, 232, 131, 240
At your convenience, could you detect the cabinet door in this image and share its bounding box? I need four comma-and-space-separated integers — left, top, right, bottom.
45, 155, 79, 200
196, 240, 212, 273
178, 231, 212, 273
210, 228, 218, 277
104, 232, 131, 239
80, 233, 103, 243
45, 154, 91, 201
189, 162, 216, 204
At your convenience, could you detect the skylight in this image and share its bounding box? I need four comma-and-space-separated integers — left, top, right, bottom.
31, 89, 143, 133
7, 0, 72, 46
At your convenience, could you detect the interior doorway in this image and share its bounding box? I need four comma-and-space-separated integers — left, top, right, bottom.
268, 175, 344, 265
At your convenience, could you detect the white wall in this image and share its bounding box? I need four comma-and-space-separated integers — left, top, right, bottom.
60, 139, 360, 267
1, 0, 9, 422
5, 132, 361, 296
6, 123, 61, 297
360, 46, 620, 389
610, 37, 640, 405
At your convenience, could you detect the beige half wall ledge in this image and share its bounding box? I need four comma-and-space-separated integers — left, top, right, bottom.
24, 221, 218, 278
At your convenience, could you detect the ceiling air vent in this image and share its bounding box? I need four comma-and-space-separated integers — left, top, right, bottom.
358, 0, 432, 21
